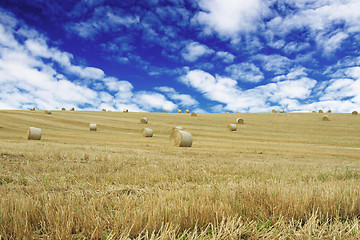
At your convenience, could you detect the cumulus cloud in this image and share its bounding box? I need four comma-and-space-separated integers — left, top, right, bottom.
155, 86, 199, 107
132, 92, 177, 111
214, 51, 235, 63
181, 41, 214, 62
253, 54, 293, 75
225, 63, 264, 83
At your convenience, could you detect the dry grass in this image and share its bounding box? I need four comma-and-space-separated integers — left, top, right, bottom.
1, 110, 360, 239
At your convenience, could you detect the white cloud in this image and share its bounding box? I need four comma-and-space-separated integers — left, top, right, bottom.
132, 92, 177, 111
214, 51, 235, 63
155, 86, 199, 107
225, 63, 264, 83
194, 0, 271, 40
253, 54, 293, 75
181, 41, 214, 62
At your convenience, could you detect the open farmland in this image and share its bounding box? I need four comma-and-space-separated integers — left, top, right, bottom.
1, 110, 360, 239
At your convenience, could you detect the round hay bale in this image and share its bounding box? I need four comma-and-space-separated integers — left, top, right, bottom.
177, 110, 181, 113
163, 110, 167, 113
191, 112, 197, 117
89, 123, 97, 131
172, 126, 183, 132
322, 115, 330, 121
140, 117, 148, 124
280, 109, 285, 113
30, 107, 35, 111
312, 110, 316, 113
184, 110, 190, 113
169, 130, 192, 147
27, 127, 41, 140
352, 111, 358, 115
318, 109, 323, 113
70, 107, 75, 111
123, 109, 128, 113
225, 112, 229, 113
236, 118, 244, 124
227, 124, 237, 131
272, 109, 276, 113
102, 109, 106, 112
61, 108, 66, 111
141, 128, 153, 137
327, 110, 331, 113
45, 110, 52, 114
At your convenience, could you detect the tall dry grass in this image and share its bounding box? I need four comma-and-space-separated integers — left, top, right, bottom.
0, 110, 360, 238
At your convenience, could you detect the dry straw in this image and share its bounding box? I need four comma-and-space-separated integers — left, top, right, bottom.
352, 111, 358, 115
30, 107, 35, 111
102, 109, 106, 112
184, 110, 190, 113
140, 117, 148, 124
191, 112, 197, 117
45, 110, 52, 115
163, 110, 167, 113
123, 109, 128, 113
272, 109, 277, 113
177, 110, 181, 113
141, 128, 153, 137
89, 123, 97, 131
327, 110, 332, 113
280, 109, 285, 113
61, 108, 65, 111
228, 124, 237, 131
318, 109, 323, 113
172, 126, 183, 132
169, 130, 192, 147
322, 115, 330, 121
312, 110, 316, 113
236, 118, 244, 124
27, 127, 41, 140
70, 108, 75, 111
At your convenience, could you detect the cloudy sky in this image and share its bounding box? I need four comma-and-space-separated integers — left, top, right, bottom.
1, 0, 360, 112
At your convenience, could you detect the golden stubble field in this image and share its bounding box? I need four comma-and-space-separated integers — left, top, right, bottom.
0, 110, 360, 239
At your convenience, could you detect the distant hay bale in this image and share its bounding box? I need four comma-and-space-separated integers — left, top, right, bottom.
177, 110, 181, 113
312, 110, 316, 113
327, 110, 331, 113
140, 117, 148, 124
123, 109, 128, 113
225, 112, 229, 113
280, 109, 285, 113
191, 112, 197, 117
272, 109, 276, 113
184, 110, 190, 113
141, 128, 153, 137
27, 127, 41, 140
169, 130, 192, 147
322, 115, 330, 121
102, 109, 106, 111
352, 111, 358, 115
45, 110, 52, 115
70, 107, 75, 111
236, 118, 244, 124
172, 126, 183, 132
30, 107, 35, 111
89, 123, 97, 131
107, 110, 112, 112
318, 109, 323, 113
163, 110, 167, 113
61, 108, 66, 111
227, 124, 237, 131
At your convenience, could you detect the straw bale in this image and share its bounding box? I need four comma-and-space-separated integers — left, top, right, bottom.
227, 124, 237, 131
27, 127, 41, 140
123, 109, 128, 113
236, 118, 244, 124
169, 130, 192, 147
352, 111, 358, 115
45, 110, 52, 114
140, 117, 148, 124
280, 109, 285, 113
61, 108, 66, 111
163, 110, 167, 113
30, 107, 35, 111
102, 109, 106, 111
272, 109, 276, 113
327, 110, 331, 113
172, 126, 183, 132
141, 128, 153, 137
191, 112, 197, 117
184, 110, 190, 113
89, 123, 97, 131
312, 110, 316, 113
70, 107, 75, 111
318, 109, 323, 113
322, 115, 330, 121
177, 110, 181, 113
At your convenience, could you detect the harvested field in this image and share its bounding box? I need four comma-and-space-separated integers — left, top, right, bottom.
0, 110, 360, 239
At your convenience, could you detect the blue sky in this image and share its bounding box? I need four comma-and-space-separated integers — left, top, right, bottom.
1, 0, 360, 113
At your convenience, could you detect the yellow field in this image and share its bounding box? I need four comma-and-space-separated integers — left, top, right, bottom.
1, 110, 360, 239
